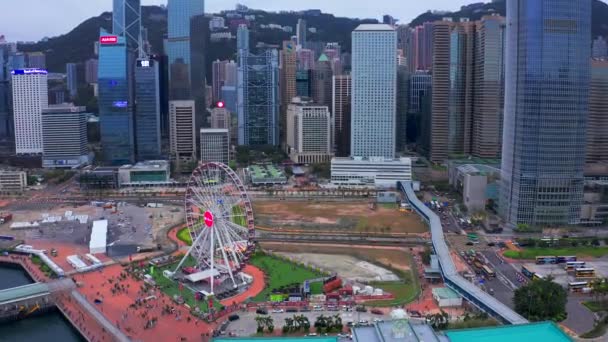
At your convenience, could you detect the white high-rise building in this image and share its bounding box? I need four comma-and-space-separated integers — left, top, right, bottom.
42, 104, 89, 169
200, 128, 230, 164
351, 24, 397, 159
169, 100, 196, 171
286, 97, 332, 164
11, 68, 48, 154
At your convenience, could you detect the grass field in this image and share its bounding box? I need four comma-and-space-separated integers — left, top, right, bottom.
365, 271, 420, 307
253, 201, 427, 234
177, 227, 192, 245
177, 204, 248, 246
583, 301, 608, 313
503, 247, 608, 259
309, 281, 324, 295
249, 252, 326, 302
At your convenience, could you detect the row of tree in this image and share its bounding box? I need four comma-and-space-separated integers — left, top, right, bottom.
282, 314, 311, 333
254, 315, 274, 333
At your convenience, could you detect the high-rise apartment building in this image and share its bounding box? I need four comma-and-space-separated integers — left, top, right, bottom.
134, 58, 161, 161
286, 98, 332, 164
200, 128, 229, 163
66, 62, 78, 99
500, 0, 591, 227
587, 59, 608, 164
98, 30, 134, 165
41, 104, 88, 168
296, 19, 307, 47
237, 27, 280, 146
351, 24, 397, 159
85, 58, 98, 84
429, 20, 452, 163
26, 52, 46, 69
224, 60, 237, 87
332, 75, 351, 157
170, 100, 196, 171
11, 68, 48, 155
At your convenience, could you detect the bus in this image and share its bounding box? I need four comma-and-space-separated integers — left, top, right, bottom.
467, 233, 479, 241
482, 265, 496, 278
533, 273, 544, 281
564, 261, 586, 271
535, 256, 557, 265
568, 281, 589, 293
557, 256, 577, 264
521, 265, 535, 279
575, 268, 596, 279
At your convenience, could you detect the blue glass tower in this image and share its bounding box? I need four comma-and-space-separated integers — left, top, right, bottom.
134, 58, 161, 160
98, 30, 135, 165
500, 0, 591, 227
113, 0, 141, 53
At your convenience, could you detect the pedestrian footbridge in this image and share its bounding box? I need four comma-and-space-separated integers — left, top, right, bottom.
398, 181, 528, 325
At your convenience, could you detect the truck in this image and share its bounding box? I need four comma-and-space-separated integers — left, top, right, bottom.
0, 213, 12, 224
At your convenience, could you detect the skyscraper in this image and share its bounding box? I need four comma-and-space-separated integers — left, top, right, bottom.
26, 52, 46, 69
200, 128, 229, 163
66, 63, 78, 99
332, 74, 351, 157
11, 68, 48, 155
296, 19, 307, 47
98, 30, 134, 165
170, 100, 196, 171
429, 20, 452, 163
237, 49, 280, 146
586, 59, 608, 164
286, 98, 332, 164
312, 54, 333, 109
500, 0, 591, 227
396, 65, 409, 152
0, 46, 13, 146
280, 41, 297, 144
592, 36, 608, 59
351, 24, 397, 159
134, 58, 161, 160
85, 58, 98, 84
212, 60, 228, 103
41, 104, 89, 168
112, 0, 141, 52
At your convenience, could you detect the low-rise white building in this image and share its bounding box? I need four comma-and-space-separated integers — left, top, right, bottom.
0, 171, 27, 194
330, 157, 412, 188
118, 160, 170, 187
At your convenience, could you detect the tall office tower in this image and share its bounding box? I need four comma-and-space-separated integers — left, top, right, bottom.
297, 49, 314, 70
312, 54, 333, 109
396, 65, 409, 152
212, 60, 228, 103
224, 60, 237, 86
409, 71, 432, 113
296, 69, 313, 98
332, 75, 351, 157
500, 0, 591, 227
286, 98, 332, 164
429, 20, 452, 163
472, 15, 505, 159
66, 63, 78, 99
447, 19, 475, 156
112, 0, 141, 52
98, 30, 134, 165
200, 128, 229, 163
397, 25, 414, 72
134, 58, 161, 161
280, 41, 297, 145
409, 71, 432, 148
8, 53, 26, 71
237, 49, 280, 146
26, 52, 46, 69
587, 59, 608, 164
11, 69, 48, 155
351, 24, 397, 159
210, 107, 230, 129
221, 85, 237, 113
170, 100, 196, 171
85, 58, 98, 84
237, 24, 249, 52
592, 36, 608, 59
412, 23, 434, 71
167, 0, 205, 100
41, 104, 88, 168
0, 46, 12, 145
296, 19, 307, 47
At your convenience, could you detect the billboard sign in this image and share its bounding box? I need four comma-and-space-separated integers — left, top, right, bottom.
100, 36, 118, 44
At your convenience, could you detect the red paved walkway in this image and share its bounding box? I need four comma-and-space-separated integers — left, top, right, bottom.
220, 264, 265, 307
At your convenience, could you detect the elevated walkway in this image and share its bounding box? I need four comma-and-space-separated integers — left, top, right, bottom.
398, 181, 528, 325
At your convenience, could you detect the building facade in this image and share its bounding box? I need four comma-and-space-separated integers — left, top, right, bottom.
66, 63, 78, 99
11, 68, 48, 155
112, 0, 141, 52
296, 19, 307, 47
500, 0, 591, 227
0, 171, 27, 194
331, 157, 412, 188
209, 107, 230, 129
85, 58, 98, 84
351, 24, 397, 159
587, 59, 608, 164
41, 104, 89, 168
332, 74, 351, 157
169, 100, 196, 171
286, 98, 332, 164
280, 41, 297, 145
429, 20, 452, 163
200, 128, 230, 164
134, 58, 161, 161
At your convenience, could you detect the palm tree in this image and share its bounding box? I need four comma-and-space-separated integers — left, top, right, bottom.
255, 315, 265, 333
283, 317, 293, 333
334, 314, 343, 332
266, 316, 275, 333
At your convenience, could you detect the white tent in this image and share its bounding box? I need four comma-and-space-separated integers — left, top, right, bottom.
89, 220, 108, 254
184, 269, 220, 283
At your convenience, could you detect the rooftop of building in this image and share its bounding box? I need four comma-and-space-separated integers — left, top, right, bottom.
352, 319, 446, 342
119, 160, 169, 170
42, 103, 87, 113
448, 157, 501, 167
432, 287, 461, 300
354, 23, 395, 31
332, 157, 412, 164
200, 128, 229, 133
456, 164, 500, 176
249, 164, 287, 180
445, 322, 572, 342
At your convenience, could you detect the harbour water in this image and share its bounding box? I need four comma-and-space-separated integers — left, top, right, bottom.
0, 263, 84, 342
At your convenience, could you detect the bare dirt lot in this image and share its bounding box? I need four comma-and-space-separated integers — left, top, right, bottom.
253, 201, 428, 234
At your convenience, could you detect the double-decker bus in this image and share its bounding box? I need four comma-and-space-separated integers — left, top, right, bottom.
564, 261, 586, 271
535, 256, 557, 265
575, 268, 596, 279
482, 265, 496, 278
568, 281, 589, 293
557, 256, 577, 264
521, 265, 535, 279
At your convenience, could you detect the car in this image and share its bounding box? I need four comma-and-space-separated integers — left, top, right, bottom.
307, 333, 318, 337
497, 242, 507, 248
466, 242, 474, 246
355, 306, 367, 312
359, 320, 369, 325
371, 309, 383, 315
300, 306, 311, 312
409, 310, 422, 318
373, 318, 384, 323
272, 309, 284, 313
487, 242, 496, 247
228, 314, 240, 321
286, 307, 298, 313
256, 308, 268, 315
346, 321, 354, 327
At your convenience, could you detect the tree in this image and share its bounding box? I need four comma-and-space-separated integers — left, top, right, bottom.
513, 276, 568, 321
255, 315, 265, 333
426, 310, 449, 330
265, 316, 275, 333
421, 246, 432, 265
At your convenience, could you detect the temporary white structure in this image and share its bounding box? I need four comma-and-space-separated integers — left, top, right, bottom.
89, 220, 108, 254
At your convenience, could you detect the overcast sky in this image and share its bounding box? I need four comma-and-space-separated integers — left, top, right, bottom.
1, 0, 487, 42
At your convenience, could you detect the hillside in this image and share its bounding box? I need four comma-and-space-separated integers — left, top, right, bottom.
17, 0, 608, 74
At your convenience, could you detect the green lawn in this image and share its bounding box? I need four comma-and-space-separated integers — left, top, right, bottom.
177, 205, 247, 246
177, 227, 192, 245
504, 247, 608, 259
148, 256, 221, 312
365, 271, 420, 307
309, 281, 324, 295
582, 301, 608, 313
249, 252, 325, 302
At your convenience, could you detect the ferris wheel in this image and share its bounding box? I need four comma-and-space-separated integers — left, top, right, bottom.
174, 162, 255, 294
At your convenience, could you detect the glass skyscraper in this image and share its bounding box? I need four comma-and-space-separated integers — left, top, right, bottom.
351, 24, 397, 159
112, 0, 141, 52
500, 0, 591, 227
135, 58, 161, 160
98, 30, 135, 165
